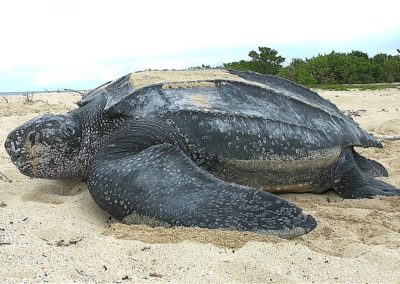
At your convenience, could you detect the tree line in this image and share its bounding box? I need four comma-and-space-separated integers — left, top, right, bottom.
193, 47, 400, 86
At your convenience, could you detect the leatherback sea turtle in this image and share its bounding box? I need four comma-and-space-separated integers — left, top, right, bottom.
5, 69, 399, 238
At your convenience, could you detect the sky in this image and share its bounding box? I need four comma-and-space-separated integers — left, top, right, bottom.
0, 0, 399, 92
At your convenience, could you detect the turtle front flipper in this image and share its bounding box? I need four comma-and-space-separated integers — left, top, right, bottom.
88, 141, 316, 238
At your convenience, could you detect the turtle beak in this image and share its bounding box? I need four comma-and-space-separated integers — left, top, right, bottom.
5, 133, 18, 160
4, 131, 33, 175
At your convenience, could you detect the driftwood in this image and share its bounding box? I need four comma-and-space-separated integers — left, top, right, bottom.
374, 134, 400, 141
0, 171, 12, 183
22, 93, 48, 105
64, 88, 87, 96
23, 92, 35, 104
343, 109, 366, 117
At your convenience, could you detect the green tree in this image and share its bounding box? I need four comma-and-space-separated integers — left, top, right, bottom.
372, 53, 389, 82
248, 47, 285, 74
300, 51, 375, 84
306, 54, 334, 84
223, 47, 285, 75
383, 54, 400, 82
223, 60, 252, 71
279, 58, 316, 85
349, 50, 369, 60
189, 64, 212, 70
214, 47, 400, 85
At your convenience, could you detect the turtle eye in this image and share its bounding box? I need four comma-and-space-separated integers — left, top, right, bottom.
28, 132, 36, 146
64, 126, 75, 136
45, 135, 56, 145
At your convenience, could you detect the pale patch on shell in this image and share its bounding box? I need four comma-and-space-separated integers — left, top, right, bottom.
129, 69, 241, 89
189, 95, 211, 108
162, 81, 216, 89
127, 69, 336, 116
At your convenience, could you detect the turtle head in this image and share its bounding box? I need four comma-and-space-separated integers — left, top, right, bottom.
5, 113, 82, 179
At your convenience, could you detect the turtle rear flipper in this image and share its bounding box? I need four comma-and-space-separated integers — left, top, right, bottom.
88, 141, 316, 238
331, 148, 399, 198
336, 172, 399, 198
352, 148, 388, 177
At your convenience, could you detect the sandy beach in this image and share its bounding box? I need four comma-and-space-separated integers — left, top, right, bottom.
0, 89, 399, 283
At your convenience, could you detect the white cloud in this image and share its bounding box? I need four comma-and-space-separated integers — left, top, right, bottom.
0, 0, 399, 90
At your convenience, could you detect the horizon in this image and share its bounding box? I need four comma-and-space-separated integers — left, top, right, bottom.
1, 44, 399, 95
1, 0, 399, 92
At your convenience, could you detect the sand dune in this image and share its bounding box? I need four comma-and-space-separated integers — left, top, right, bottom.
0, 90, 399, 282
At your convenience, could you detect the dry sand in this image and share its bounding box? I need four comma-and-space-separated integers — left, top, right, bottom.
0, 89, 399, 283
